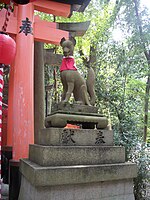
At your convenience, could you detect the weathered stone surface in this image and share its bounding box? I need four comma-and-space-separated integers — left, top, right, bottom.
58, 21, 90, 37
45, 112, 108, 129
29, 145, 125, 166
20, 159, 137, 187
38, 128, 113, 146
44, 50, 63, 66
19, 177, 135, 200
34, 42, 45, 144
1, 182, 9, 197
43, 24, 91, 62
52, 102, 98, 113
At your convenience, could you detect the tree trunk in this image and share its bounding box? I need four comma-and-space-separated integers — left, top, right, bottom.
133, 0, 150, 142
144, 73, 150, 142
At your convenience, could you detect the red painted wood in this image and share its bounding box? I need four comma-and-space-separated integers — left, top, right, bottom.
10, 4, 34, 160
1, 0, 71, 17
33, 0, 71, 17
0, 9, 17, 35
1, 0, 70, 162
0, 69, 3, 190
34, 16, 69, 44
0, 9, 69, 44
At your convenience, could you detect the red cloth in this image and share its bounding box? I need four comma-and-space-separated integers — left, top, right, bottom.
60, 56, 77, 72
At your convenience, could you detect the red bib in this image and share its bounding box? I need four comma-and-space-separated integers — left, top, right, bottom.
60, 57, 77, 72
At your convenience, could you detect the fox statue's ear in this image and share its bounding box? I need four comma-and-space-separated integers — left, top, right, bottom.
60, 37, 66, 46
69, 36, 76, 46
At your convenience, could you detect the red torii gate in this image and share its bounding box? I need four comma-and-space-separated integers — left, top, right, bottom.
0, 0, 70, 161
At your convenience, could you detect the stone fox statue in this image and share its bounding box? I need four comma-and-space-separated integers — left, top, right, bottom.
60, 37, 96, 106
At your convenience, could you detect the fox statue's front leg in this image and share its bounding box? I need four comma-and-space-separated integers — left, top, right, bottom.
60, 71, 75, 103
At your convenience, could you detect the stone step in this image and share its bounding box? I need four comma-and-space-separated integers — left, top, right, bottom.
29, 145, 125, 166
38, 128, 113, 146
20, 159, 137, 187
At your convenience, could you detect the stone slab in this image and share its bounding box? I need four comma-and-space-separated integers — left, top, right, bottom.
38, 128, 114, 146
45, 113, 108, 129
29, 145, 125, 166
20, 159, 137, 187
19, 176, 135, 200
58, 21, 90, 37
52, 102, 98, 113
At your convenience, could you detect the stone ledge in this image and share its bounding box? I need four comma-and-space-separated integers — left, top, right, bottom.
20, 159, 137, 187
38, 128, 113, 146
45, 113, 108, 129
29, 145, 125, 166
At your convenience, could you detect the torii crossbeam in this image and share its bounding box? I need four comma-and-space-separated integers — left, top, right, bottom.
0, 1, 70, 161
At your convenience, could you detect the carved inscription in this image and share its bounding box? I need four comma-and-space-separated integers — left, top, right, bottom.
95, 130, 105, 145
61, 129, 76, 145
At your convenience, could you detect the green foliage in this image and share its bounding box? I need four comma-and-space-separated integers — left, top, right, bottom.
93, 1, 150, 198
0, 3, 5, 9
132, 144, 150, 200
95, 40, 149, 198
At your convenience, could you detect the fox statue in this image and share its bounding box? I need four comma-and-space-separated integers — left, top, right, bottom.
60, 37, 96, 106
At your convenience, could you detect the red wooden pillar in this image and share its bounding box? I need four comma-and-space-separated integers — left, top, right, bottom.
11, 4, 34, 161
7, 7, 18, 149
7, 64, 14, 147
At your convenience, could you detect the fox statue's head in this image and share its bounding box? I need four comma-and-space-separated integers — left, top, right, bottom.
60, 37, 76, 57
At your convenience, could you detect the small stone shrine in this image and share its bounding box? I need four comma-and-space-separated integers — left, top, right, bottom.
19, 38, 137, 200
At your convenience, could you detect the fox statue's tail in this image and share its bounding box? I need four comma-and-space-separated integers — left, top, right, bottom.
86, 67, 96, 106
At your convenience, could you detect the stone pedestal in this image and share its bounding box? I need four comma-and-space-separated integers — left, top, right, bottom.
19, 177, 135, 200
52, 102, 98, 113
38, 128, 113, 146
19, 104, 137, 200
45, 111, 108, 129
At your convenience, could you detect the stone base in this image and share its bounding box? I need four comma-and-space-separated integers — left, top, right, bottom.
19, 176, 135, 200
19, 105, 137, 200
20, 159, 137, 187
52, 102, 98, 113
29, 145, 125, 166
38, 128, 113, 146
45, 112, 108, 129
